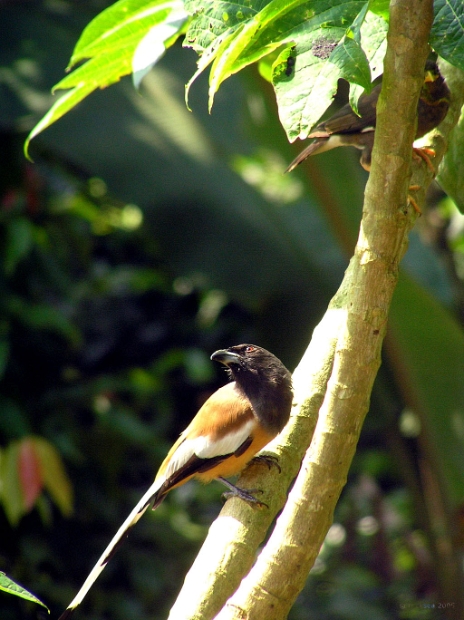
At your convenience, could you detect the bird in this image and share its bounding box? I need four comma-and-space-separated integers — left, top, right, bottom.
286, 60, 450, 174
58, 344, 293, 620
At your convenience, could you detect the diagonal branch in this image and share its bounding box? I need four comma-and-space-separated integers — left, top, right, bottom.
211, 1, 435, 618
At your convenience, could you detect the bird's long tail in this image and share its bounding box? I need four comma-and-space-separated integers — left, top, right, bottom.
285, 137, 330, 173
58, 478, 165, 620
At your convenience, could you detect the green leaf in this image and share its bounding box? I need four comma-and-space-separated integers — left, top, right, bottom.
0, 572, 49, 612
273, 5, 386, 140
329, 37, 371, 89
368, 0, 389, 20
184, 0, 258, 54
24, 82, 99, 160
132, 7, 189, 87
270, 2, 373, 140
70, 0, 179, 64
184, 1, 371, 118
183, 0, 258, 107
24, 0, 186, 158
33, 437, 73, 517
207, 0, 302, 110
430, 0, 464, 71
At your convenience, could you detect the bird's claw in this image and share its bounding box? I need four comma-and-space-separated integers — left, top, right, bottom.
221, 487, 267, 508
251, 454, 282, 473
407, 185, 422, 215
413, 146, 436, 175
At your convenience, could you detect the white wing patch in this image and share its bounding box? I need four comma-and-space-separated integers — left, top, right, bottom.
163, 418, 256, 480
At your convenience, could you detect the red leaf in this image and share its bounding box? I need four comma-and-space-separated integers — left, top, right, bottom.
17, 438, 43, 511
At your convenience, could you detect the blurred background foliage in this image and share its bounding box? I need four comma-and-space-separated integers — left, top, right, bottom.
1, 2, 464, 619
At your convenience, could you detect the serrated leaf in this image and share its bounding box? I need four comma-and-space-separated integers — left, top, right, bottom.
347, 9, 386, 112
331, 37, 370, 115
0, 572, 49, 612
273, 34, 344, 141
32, 437, 73, 517
133, 8, 188, 87
183, 0, 263, 106
183, 0, 258, 54
24, 82, 98, 160
430, 0, 464, 71
71, 0, 178, 65
24, 0, 185, 158
273, 6, 386, 140
208, 0, 302, 110
269, 1, 370, 140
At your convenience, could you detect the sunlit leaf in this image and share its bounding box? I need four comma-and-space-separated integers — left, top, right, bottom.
24, 0, 186, 157
272, 4, 384, 140
132, 7, 188, 87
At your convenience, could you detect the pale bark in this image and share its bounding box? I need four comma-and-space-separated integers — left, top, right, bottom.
212, 2, 433, 617
167, 0, 464, 618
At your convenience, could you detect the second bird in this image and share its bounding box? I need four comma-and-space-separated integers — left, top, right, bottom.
286, 60, 450, 173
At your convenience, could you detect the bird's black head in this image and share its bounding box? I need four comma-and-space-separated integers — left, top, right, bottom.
417, 60, 450, 138
211, 344, 293, 434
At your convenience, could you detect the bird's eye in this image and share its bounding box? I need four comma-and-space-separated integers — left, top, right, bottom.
245, 346, 256, 353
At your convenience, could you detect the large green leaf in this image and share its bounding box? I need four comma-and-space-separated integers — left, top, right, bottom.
272, 7, 386, 140
24, 0, 187, 157
184, 0, 372, 127
431, 0, 464, 71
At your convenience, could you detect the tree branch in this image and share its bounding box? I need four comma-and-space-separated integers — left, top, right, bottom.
211, 1, 435, 618
167, 314, 341, 619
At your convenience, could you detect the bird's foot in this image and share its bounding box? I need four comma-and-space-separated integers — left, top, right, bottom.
413, 146, 436, 175
407, 185, 422, 215
218, 477, 267, 508
251, 454, 281, 473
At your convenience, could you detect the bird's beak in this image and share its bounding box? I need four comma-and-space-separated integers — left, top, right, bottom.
211, 349, 241, 366
424, 70, 436, 83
